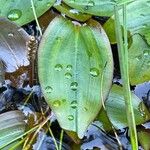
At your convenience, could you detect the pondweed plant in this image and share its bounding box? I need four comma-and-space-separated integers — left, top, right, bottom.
0, 0, 150, 149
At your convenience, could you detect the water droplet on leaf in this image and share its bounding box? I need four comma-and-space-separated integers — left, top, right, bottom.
143, 49, 149, 56
53, 100, 61, 107
66, 65, 72, 71
47, 2, 52, 6
7, 9, 22, 21
70, 82, 78, 91
138, 102, 148, 120
71, 101, 77, 109
84, 0, 95, 10
55, 64, 63, 71
45, 86, 53, 93
65, 72, 72, 79
8, 33, 14, 37
87, 0, 95, 6
68, 115, 74, 121
90, 67, 100, 77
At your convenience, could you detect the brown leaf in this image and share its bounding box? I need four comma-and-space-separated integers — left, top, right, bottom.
0, 18, 30, 73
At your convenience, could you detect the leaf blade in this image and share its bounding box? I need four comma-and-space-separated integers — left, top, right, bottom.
38, 16, 113, 138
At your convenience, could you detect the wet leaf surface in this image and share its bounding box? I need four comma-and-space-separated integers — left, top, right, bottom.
38, 16, 113, 138
0, 0, 55, 26
63, 0, 134, 17
54, 2, 91, 22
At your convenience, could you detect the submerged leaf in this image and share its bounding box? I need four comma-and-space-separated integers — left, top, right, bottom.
0, 18, 30, 73
103, 0, 150, 84
38, 16, 113, 138
63, 0, 134, 17
98, 85, 150, 130
0, 110, 26, 149
0, 0, 55, 26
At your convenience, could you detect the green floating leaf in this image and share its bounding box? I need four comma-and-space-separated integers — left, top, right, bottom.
38, 16, 113, 138
54, 2, 91, 22
0, 18, 30, 73
63, 0, 134, 17
98, 85, 150, 130
0, 0, 55, 26
103, 0, 150, 84
0, 110, 26, 149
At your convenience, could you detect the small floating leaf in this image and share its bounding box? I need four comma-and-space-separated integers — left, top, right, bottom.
38, 16, 113, 138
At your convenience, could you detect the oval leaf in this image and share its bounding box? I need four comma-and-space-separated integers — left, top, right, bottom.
0, 18, 30, 72
63, 0, 134, 17
0, 0, 55, 26
98, 85, 150, 130
0, 110, 26, 149
38, 16, 113, 138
